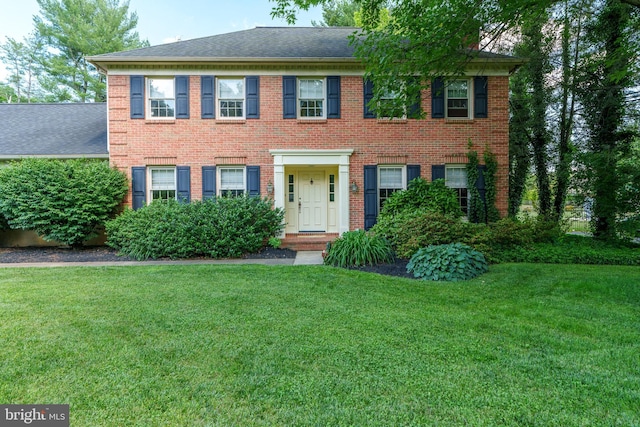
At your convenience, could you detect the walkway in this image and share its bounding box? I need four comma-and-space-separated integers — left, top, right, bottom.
0, 251, 324, 268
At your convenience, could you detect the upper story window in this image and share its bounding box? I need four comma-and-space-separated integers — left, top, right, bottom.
378, 88, 406, 119
219, 167, 246, 197
378, 165, 406, 211
298, 78, 325, 118
445, 164, 468, 215
149, 167, 176, 201
218, 78, 245, 119
147, 78, 175, 118
446, 80, 470, 118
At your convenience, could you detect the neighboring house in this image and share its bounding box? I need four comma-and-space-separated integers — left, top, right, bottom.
87, 27, 521, 238
0, 103, 108, 160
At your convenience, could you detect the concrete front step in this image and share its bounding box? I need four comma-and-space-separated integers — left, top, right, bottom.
281, 233, 338, 252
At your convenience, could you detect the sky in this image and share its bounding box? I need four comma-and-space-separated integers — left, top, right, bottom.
0, 0, 324, 80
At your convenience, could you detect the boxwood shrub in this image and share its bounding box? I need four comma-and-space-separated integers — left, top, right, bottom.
105, 197, 284, 260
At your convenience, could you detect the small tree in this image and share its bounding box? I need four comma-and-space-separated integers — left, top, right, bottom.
0, 159, 128, 247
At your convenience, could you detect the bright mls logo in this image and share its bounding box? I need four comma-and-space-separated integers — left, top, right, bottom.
0, 405, 69, 426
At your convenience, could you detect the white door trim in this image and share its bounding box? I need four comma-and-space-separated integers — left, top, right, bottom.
271, 149, 353, 236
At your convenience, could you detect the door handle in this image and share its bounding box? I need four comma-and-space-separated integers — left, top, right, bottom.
298, 199, 302, 213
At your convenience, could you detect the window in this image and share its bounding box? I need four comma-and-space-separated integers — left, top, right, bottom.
147, 78, 175, 118
379, 166, 405, 211
149, 167, 176, 201
378, 88, 406, 119
298, 78, 325, 118
218, 78, 245, 118
446, 80, 470, 118
219, 167, 245, 197
445, 165, 468, 215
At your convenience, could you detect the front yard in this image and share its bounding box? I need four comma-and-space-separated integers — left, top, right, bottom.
1, 264, 639, 426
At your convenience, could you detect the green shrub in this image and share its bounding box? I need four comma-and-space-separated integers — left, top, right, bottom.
268, 237, 282, 249
373, 210, 478, 259
324, 229, 395, 268
407, 243, 488, 281
106, 197, 284, 260
380, 178, 462, 218
0, 159, 128, 247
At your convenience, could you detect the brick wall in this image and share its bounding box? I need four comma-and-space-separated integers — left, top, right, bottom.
107, 74, 510, 230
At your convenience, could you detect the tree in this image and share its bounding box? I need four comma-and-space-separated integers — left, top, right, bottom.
0, 34, 45, 103
34, 0, 148, 102
312, 0, 358, 26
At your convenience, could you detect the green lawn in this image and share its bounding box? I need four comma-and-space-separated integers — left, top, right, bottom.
1, 264, 639, 426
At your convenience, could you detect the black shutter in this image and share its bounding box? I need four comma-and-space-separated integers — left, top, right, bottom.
283, 76, 297, 119
202, 166, 216, 200
431, 78, 445, 119
474, 76, 488, 119
364, 165, 378, 230
246, 76, 260, 119
201, 76, 215, 119
363, 79, 375, 118
247, 166, 260, 197
176, 166, 191, 202
407, 165, 421, 186
175, 76, 190, 119
476, 165, 486, 203
432, 165, 445, 181
130, 76, 145, 119
131, 166, 146, 210
327, 76, 341, 119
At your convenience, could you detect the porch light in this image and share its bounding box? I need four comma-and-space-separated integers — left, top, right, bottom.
267, 181, 274, 194
351, 181, 358, 193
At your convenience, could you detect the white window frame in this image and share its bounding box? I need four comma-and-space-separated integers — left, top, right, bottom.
378, 87, 407, 119
378, 165, 406, 211
298, 78, 326, 119
445, 79, 471, 119
146, 77, 175, 119
445, 164, 469, 215
218, 166, 246, 197
148, 167, 177, 202
217, 77, 246, 119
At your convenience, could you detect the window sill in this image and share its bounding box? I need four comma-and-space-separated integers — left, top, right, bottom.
297, 119, 327, 124
376, 118, 408, 124
145, 119, 176, 125
215, 119, 247, 124
444, 118, 474, 123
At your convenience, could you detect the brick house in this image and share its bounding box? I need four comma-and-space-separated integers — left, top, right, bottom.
88, 27, 521, 242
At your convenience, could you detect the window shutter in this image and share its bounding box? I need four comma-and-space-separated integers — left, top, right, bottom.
130, 76, 145, 119
131, 167, 146, 210
283, 76, 297, 119
407, 165, 421, 186
474, 76, 488, 119
407, 77, 422, 118
364, 165, 378, 230
246, 76, 260, 119
247, 166, 260, 197
176, 166, 191, 203
202, 166, 216, 200
431, 78, 445, 119
432, 165, 445, 181
201, 76, 215, 119
175, 76, 190, 119
363, 79, 375, 118
327, 76, 341, 119
476, 164, 486, 203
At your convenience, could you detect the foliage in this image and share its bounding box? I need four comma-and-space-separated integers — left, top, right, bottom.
508, 60, 532, 217
268, 237, 282, 249
616, 138, 640, 240
0, 34, 45, 102
0, 159, 127, 247
483, 148, 500, 223
466, 149, 485, 224
407, 243, 488, 281
379, 177, 461, 218
312, 0, 357, 26
33, 0, 148, 102
373, 210, 478, 259
105, 197, 285, 260
323, 229, 395, 267
491, 234, 640, 265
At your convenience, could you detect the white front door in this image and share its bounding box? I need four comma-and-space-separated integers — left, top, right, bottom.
298, 170, 327, 232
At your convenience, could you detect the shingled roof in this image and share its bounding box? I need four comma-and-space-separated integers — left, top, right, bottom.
89, 27, 359, 62
0, 103, 108, 159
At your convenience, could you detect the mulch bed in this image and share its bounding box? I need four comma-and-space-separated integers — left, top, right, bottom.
0, 246, 414, 279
